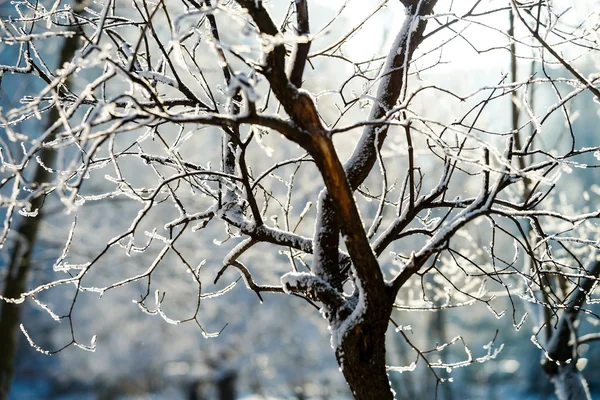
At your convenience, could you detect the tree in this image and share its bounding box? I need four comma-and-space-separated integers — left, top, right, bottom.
0, 3, 84, 397
1, 0, 600, 399
506, 5, 600, 399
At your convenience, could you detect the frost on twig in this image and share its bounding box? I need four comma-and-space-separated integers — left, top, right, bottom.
2, 1, 600, 397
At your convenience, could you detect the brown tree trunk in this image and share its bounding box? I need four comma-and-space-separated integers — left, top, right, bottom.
337, 303, 393, 400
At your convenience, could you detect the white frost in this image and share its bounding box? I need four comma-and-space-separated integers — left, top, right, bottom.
280, 271, 319, 294
330, 267, 366, 350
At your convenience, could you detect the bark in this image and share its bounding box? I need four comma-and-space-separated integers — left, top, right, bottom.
337, 301, 394, 400
288, 0, 310, 89
329, 3, 437, 397
0, 11, 82, 400
0, 100, 53, 400
541, 261, 600, 400
314, 0, 437, 286
231, 2, 439, 399
550, 364, 591, 400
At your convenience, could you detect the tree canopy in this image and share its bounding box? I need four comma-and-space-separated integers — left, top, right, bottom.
1, 0, 600, 399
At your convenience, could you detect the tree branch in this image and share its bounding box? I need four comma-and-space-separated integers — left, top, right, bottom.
288, 0, 311, 88
314, 0, 437, 287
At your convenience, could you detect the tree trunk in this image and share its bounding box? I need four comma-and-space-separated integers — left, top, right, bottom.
0, 153, 49, 400
336, 304, 393, 400
216, 369, 236, 400
0, 287, 24, 400
550, 363, 591, 400
541, 264, 600, 400
0, 10, 82, 399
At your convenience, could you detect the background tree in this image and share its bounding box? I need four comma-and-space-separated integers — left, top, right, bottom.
507, 4, 600, 399
0, 3, 85, 397
1, 0, 600, 399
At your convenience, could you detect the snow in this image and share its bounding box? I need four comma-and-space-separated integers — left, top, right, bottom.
280, 271, 331, 296
329, 266, 366, 351
387, 361, 417, 373
227, 72, 260, 103
137, 71, 179, 88
20, 324, 51, 355
551, 365, 592, 400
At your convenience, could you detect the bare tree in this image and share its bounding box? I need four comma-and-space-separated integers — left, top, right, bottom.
507, 4, 600, 399
0, 3, 84, 397
1, 0, 600, 399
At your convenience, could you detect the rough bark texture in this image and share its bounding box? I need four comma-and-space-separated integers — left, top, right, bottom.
337, 302, 394, 399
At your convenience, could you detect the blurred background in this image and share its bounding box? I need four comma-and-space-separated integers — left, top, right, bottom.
1, 0, 600, 399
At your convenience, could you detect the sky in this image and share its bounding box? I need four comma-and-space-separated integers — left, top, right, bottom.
318, 0, 598, 70
319, 0, 507, 65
